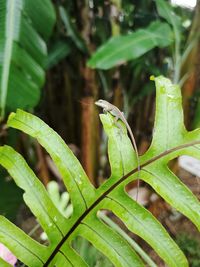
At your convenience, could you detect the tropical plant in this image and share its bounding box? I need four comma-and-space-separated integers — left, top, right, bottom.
88, 0, 196, 85
87, 20, 173, 70
0, 76, 200, 266
0, 0, 56, 120
38, 1, 196, 181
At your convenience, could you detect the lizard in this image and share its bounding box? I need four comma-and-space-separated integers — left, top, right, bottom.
95, 99, 140, 201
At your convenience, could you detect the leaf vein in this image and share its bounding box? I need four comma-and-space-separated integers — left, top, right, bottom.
0, 228, 44, 264
43, 140, 200, 266
81, 222, 133, 266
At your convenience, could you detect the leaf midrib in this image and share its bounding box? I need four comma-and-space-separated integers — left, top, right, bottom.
0, 0, 17, 117
44, 140, 200, 266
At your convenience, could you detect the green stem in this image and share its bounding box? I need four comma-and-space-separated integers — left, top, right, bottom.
98, 212, 157, 267
174, 37, 181, 84
28, 223, 40, 237
173, 20, 181, 84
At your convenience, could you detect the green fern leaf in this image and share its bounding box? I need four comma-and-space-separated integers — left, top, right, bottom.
0, 76, 199, 266
0, 257, 12, 267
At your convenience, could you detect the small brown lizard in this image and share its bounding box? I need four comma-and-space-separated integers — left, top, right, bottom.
95, 99, 140, 201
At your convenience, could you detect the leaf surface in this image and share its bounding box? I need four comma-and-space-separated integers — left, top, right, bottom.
155, 0, 181, 44
0, 146, 67, 244
0, 216, 48, 267
87, 21, 173, 69
0, 0, 55, 118
0, 77, 199, 266
0, 258, 11, 267
8, 110, 96, 213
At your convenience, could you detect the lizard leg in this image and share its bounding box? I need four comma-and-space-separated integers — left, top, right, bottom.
113, 115, 119, 123
113, 117, 124, 140
103, 108, 109, 114
113, 116, 124, 133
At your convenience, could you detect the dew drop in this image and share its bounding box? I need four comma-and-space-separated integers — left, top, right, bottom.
167, 94, 174, 99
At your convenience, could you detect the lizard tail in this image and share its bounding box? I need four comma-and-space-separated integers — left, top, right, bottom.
135, 157, 140, 202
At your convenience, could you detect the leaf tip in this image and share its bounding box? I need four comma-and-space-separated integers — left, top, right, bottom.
7, 112, 16, 126
86, 59, 95, 69
150, 75, 155, 81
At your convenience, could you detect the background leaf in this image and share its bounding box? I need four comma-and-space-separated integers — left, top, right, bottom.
45, 40, 71, 69
0, 169, 22, 221
59, 6, 87, 54
0, 0, 56, 118
87, 21, 173, 69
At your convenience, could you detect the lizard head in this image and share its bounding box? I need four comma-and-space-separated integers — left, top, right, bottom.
95, 99, 109, 109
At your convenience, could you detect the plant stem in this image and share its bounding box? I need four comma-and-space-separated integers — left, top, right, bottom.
174, 35, 181, 84
28, 223, 40, 237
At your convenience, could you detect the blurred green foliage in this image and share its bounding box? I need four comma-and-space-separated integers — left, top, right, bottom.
73, 237, 113, 267
176, 233, 200, 267
0, 169, 22, 221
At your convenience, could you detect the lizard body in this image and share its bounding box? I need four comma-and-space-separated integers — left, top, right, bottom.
95, 99, 140, 200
